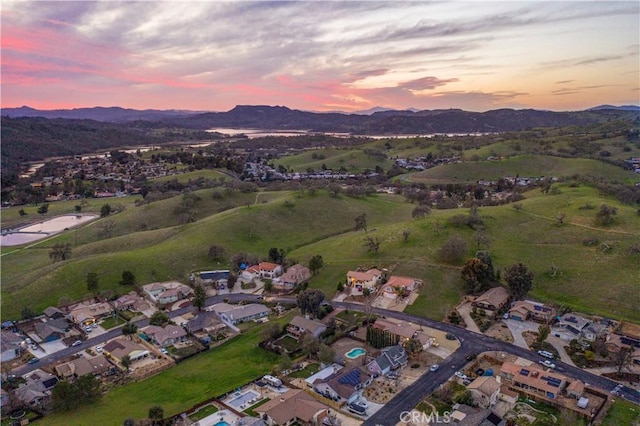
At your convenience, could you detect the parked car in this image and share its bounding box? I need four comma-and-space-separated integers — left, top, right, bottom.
539, 360, 556, 369
475, 368, 485, 376
454, 371, 467, 379
71, 340, 82, 347
462, 378, 472, 386
161, 348, 169, 355
27, 357, 39, 364
429, 364, 440, 372
96, 346, 103, 353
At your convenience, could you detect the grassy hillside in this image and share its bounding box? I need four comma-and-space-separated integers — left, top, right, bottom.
274, 148, 392, 172
2, 183, 639, 323
404, 154, 640, 185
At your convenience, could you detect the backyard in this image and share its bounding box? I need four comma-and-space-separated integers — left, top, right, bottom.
41, 318, 286, 425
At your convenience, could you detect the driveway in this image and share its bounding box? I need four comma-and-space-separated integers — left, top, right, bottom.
546, 335, 576, 367
457, 302, 481, 333
503, 318, 538, 349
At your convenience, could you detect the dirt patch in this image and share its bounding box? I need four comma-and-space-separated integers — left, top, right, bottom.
364, 377, 400, 403
485, 322, 514, 343
522, 331, 537, 348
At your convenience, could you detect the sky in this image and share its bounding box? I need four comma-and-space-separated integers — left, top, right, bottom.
1, 1, 639, 112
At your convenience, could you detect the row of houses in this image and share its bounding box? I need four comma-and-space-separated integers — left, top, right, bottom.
345, 268, 421, 297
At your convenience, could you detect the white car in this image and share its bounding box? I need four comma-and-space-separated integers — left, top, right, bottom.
539, 360, 556, 369
96, 346, 103, 353
429, 364, 440, 372
454, 371, 467, 379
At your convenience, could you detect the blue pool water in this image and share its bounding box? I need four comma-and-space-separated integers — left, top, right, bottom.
346, 348, 365, 359
214, 422, 229, 426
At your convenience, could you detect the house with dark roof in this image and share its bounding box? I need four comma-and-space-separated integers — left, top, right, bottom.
508, 301, 556, 323
1, 331, 24, 362
185, 311, 226, 334
43, 306, 65, 320
367, 345, 408, 376
34, 318, 68, 342
313, 367, 372, 405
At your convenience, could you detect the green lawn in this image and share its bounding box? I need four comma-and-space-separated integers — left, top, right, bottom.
288, 362, 320, 379
188, 404, 218, 421
244, 398, 271, 417
602, 399, 640, 425
41, 324, 280, 425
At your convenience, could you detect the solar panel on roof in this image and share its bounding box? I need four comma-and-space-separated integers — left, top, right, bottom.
520, 369, 530, 376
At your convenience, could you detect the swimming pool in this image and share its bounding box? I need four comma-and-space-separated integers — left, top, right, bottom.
227, 389, 260, 409
345, 348, 366, 359
214, 422, 229, 426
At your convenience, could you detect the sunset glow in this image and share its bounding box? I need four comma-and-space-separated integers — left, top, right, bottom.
2, 1, 638, 112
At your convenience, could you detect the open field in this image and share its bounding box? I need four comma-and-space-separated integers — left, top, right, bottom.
274, 148, 393, 173
41, 318, 284, 425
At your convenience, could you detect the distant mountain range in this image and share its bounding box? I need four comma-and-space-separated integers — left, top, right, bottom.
1, 106, 205, 122
2, 104, 638, 134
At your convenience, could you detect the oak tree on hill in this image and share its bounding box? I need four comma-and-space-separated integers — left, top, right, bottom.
504, 263, 534, 300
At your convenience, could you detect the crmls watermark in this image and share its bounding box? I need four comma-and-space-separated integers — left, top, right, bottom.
399, 411, 452, 424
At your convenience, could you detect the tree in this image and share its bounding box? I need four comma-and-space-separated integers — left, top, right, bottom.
475, 231, 490, 251
120, 270, 136, 286
595, 204, 617, 225
75, 374, 101, 402
309, 254, 324, 275
504, 263, 534, 300
268, 247, 286, 264
207, 245, 226, 260
614, 347, 633, 375
121, 355, 132, 371
149, 311, 169, 326
97, 220, 116, 238
402, 229, 411, 242
52, 380, 78, 411
460, 258, 492, 294
354, 213, 368, 232
21, 306, 36, 320
18, 209, 27, 216
297, 289, 325, 317
148, 405, 164, 425
86, 272, 99, 295
261, 322, 282, 342
364, 236, 382, 253
49, 243, 72, 262
278, 353, 293, 372
301, 334, 321, 358
537, 324, 550, 343
174, 191, 201, 223
318, 343, 335, 364
439, 236, 468, 264
555, 212, 567, 226
100, 203, 112, 217
122, 322, 138, 340
412, 205, 431, 219
37, 203, 49, 215
192, 284, 206, 311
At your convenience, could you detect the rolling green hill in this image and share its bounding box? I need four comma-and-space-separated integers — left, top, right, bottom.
404, 154, 640, 185
2, 184, 639, 322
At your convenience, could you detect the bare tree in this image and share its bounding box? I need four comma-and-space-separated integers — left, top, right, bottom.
364, 236, 382, 253
97, 220, 116, 238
